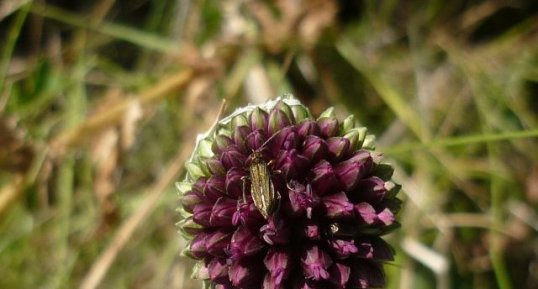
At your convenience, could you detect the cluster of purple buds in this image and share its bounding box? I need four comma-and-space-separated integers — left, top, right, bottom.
177, 95, 401, 289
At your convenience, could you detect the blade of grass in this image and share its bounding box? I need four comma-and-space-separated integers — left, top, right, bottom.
30, 2, 181, 54
0, 2, 31, 95
383, 128, 538, 155
336, 38, 423, 139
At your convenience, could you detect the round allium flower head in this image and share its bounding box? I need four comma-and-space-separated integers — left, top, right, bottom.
177, 95, 401, 289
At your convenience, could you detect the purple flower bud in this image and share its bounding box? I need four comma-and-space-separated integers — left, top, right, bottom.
334, 153, 372, 191
326, 137, 351, 161
322, 192, 354, 219
303, 223, 320, 240
288, 182, 319, 219
311, 160, 340, 196
206, 230, 232, 257
301, 246, 333, 281
210, 197, 237, 227
177, 217, 204, 236
189, 232, 210, 259
274, 100, 296, 124
297, 120, 320, 138
230, 226, 265, 259
204, 176, 226, 202
261, 216, 290, 245
179, 99, 402, 289
233, 125, 252, 152
220, 145, 247, 169
329, 239, 358, 258
271, 126, 299, 152
329, 263, 351, 289
268, 107, 291, 136
301, 136, 328, 165
181, 191, 202, 213
348, 261, 384, 289
356, 237, 394, 261
264, 248, 291, 287
229, 258, 262, 288
225, 167, 247, 198
355, 203, 395, 225
246, 129, 267, 151
250, 107, 269, 132
212, 135, 234, 155
377, 208, 395, 225
206, 159, 226, 176
191, 177, 207, 196
193, 202, 213, 227
276, 149, 309, 179
317, 117, 339, 138
208, 258, 229, 282
354, 176, 387, 203
263, 273, 285, 289
214, 281, 233, 289
232, 200, 264, 227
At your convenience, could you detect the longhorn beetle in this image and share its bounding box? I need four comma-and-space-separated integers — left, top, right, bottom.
242, 130, 284, 219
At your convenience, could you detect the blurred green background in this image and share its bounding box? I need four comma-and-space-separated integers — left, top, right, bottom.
1, 0, 537, 288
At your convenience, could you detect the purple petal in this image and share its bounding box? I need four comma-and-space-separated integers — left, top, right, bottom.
263, 273, 285, 289
212, 135, 234, 155
233, 125, 252, 152
301, 246, 333, 281
189, 232, 209, 259
249, 107, 269, 132
288, 181, 319, 218
329, 239, 358, 258
354, 176, 387, 203
264, 248, 291, 286
191, 177, 207, 197
355, 237, 394, 261
297, 120, 320, 138
193, 202, 213, 227
301, 135, 328, 165
206, 159, 226, 176
260, 216, 290, 245
205, 230, 232, 257
225, 167, 247, 198
181, 191, 202, 213
229, 258, 261, 288
230, 226, 265, 259
276, 149, 309, 179
268, 106, 291, 136
317, 117, 339, 138
355, 202, 395, 226
208, 258, 229, 283
246, 129, 267, 151
355, 202, 377, 224
329, 263, 351, 289
377, 208, 395, 225
334, 153, 372, 191
327, 137, 351, 161
303, 223, 320, 240
348, 261, 385, 289
232, 199, 264, 227
271, 126, 299, 152
214, 281, 233, 289
210, 197, 237, 227
204, 176, 226, 202
322, 192, 354, 219
220, 146, 247, 169
311, 160, 340, 196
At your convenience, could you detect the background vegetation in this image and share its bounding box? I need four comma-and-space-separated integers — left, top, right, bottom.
1, 0, 537, 288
